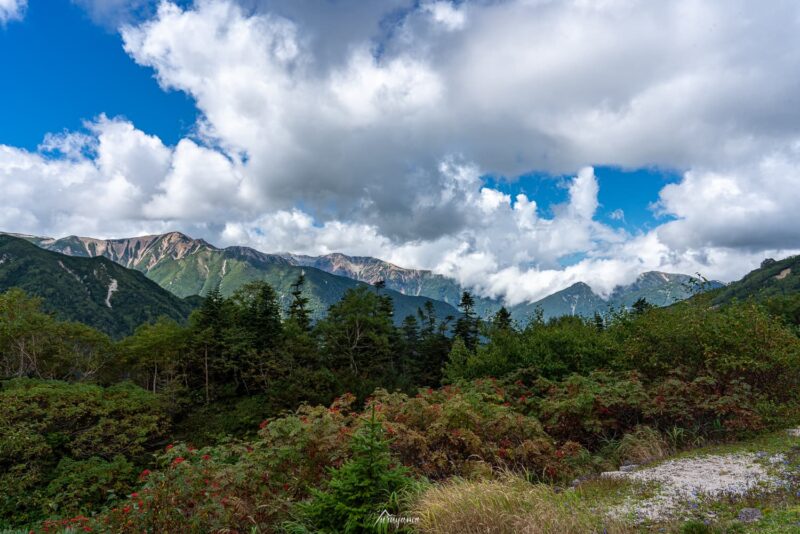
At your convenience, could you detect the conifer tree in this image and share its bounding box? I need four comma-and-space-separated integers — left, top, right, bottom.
288, 272, 312, 332
191, 286, 227, 404
454, 291, 480, 351
290, 408, 411, 533
229, 281, 283, 353
318, 287, 394, 396
492, 306, 513, 331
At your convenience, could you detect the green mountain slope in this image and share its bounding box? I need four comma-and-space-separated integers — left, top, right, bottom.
24, 232, 459, 324
0, 235, 194, 337
509, 282, 607, 322
284, 252, 502, 317
608, 271, 707, 308
510, 272, 723, 321
711, 256, 800, 305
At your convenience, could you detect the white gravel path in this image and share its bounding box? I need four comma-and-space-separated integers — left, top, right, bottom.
603, 452, 788, 522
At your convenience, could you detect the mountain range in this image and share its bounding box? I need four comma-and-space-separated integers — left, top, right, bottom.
283, 252, 719, 321
5, 231, 724, 326
10, 231, 459, 327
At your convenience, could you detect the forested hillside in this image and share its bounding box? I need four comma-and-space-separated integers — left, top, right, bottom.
0, 235, 193, 337
712, 255, 800, 304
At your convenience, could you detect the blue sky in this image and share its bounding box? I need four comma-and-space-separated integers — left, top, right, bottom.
0, 0, 195, 149
0, 0, 679, 235
1, 0, 798, 302
484, 167, 681, 233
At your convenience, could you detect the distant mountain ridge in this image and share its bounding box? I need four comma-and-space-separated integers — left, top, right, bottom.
9, 230, 722, 324
282, 252, 501, 317
13, 232, 458, 324
282, 251, 720, 321
0, 235, 194, 337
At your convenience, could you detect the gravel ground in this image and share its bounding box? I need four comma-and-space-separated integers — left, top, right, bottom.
603, 452, 789, 522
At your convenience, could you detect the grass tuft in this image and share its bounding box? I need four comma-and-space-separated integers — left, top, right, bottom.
616, 425, 671, 465
413, 472, 633, 534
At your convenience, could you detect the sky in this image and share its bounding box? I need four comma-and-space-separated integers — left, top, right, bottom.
1, 0, 799, 304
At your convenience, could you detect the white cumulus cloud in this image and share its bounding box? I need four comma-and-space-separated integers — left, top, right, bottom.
2, 0, 800, 304
0, 0, 26, 24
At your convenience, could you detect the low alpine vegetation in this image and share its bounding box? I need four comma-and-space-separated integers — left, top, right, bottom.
2, 279, 800, 532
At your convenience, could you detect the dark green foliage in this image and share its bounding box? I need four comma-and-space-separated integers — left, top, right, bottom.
0, 379, 168, 527
44, 455, 136, 518
616, 299, 800, 396
289, 409, 413, 533
227, 280, 283, 353
491, 306, 514, 331
318, 286, 397, 398
116, 317, 189, 398
445, 314, 618, 382
0, 235, 194, 338
763, 293, 800, 330
631, 296, 654, 314
288, 272, 313, 332
409, 301, 452, 386
0, 289, 113, 380
3, 247, 800, 532
454, 291, 480, 351
535, 371, 649, 446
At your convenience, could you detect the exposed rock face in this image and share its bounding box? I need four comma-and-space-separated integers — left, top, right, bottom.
604, 453, 785, 523
35, 231, 214, 271
13, 232, 459, 323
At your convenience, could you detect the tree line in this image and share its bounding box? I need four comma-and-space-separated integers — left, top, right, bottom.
1, 275, 495, 422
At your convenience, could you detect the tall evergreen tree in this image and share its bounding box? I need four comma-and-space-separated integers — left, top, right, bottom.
492, 306, 513, 331
229, 281, 283, 353
632, 297, 654, 315
414, 302, 453, 386
454, 291, 480, 351
593, 311, 605, 331
317, 286, 395, 397
191, 286, 228, 404
288, 272, 312, 332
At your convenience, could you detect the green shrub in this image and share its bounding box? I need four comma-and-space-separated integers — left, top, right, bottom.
616, 301, 800, 398
43, 455, 136, 517
445, 316, 620, 382
535, 372, 648, 447
0, 379, 168, 528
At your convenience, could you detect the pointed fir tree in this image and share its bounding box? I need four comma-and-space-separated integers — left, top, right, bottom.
288, 272, 312, 332
289, 407, 412, 533
454, 291, 480, 351
491, 306, 513, 331
632, 297, 654, 315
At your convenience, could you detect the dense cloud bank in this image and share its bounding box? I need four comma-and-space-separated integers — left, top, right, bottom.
2, 0, 800, 303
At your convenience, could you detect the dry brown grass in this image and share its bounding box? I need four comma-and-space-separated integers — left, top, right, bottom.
616, 425, 670, 465
413, 473, 634, 534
